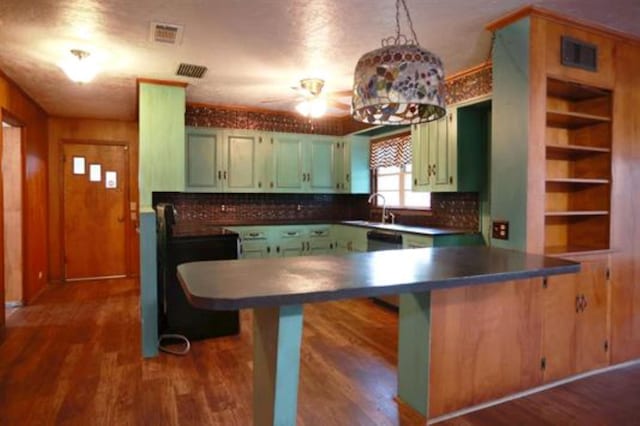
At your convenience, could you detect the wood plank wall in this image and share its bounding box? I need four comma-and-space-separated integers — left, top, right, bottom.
2, 127, 22, 302
0, 70, 48, 305
610, 41, 640, 362
47, 118, 139, 281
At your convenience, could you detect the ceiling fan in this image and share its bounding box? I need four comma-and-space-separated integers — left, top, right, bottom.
262, 78, 352, 118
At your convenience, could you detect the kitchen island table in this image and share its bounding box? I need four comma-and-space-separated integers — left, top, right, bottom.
178, 246, 579, 426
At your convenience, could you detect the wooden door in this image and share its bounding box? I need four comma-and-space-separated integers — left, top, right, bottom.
0, 126, 4, 340
63, 143, 128, 280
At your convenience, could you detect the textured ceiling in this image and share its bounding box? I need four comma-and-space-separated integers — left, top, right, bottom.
0, 0, 638, 120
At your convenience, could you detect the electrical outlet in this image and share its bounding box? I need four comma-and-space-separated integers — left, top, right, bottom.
492, 220, 509, 240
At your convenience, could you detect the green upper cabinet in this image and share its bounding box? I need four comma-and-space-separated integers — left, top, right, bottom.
224, 129, 262, 192
305, 137, 336, 193
335, 135, 371, 194
185, 127, 223, 191
271, 133, 305, 192
186, 127, 370, 194
411, 109, 455, 192
411, 100, 489, 193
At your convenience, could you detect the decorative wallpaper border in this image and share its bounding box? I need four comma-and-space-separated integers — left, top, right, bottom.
185, 63, 492, 134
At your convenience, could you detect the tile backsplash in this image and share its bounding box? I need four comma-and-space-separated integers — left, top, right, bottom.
152, 191, 479, 230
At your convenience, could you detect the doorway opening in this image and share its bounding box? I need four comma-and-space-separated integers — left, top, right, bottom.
2, 118, 24, 320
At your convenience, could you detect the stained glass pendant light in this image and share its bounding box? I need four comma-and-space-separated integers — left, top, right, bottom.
351, 0, 446, 125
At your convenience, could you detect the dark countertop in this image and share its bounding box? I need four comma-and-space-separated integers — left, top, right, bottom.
339, 220, 476, 236
171, 223, 239, 238
177, 246, 579, 310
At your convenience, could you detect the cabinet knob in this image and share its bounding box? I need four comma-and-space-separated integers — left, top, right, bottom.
270, 182, 274, 188
449, 176, 453, 184
258, 181, 262, 188
267, 246, 271, 253
336, 183, 340, 189
346, 173, 350, 182
223, 171, 227, 179
414, 178, 417, 185
218, 170, 222, 179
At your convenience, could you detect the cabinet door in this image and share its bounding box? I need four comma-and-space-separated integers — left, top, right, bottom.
334, 140, 347, 192
402, 234, 433, 248
224, 130, 259, 192
412, 123, 431, 190
185, 127, 223, 190
431, 111, 456, 191
542, 273, 578, 383
306, 137, 336, 192
272, 134, 304, 192
345, 135, 371, 194
575, 259, 609, 373
279, 237, 305, 257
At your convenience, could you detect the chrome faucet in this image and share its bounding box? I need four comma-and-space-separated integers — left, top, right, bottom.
368, 192, 387, 224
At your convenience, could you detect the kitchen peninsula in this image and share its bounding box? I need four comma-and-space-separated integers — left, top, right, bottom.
178, 246, 579, 425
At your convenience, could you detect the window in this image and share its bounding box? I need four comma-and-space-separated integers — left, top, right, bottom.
369, 131, 430, 209
375, 164, 431, 209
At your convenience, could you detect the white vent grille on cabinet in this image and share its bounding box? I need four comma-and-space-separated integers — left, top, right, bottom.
150, 22, 184, 44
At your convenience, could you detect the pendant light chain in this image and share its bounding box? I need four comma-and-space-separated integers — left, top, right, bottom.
387, 0, 419, 47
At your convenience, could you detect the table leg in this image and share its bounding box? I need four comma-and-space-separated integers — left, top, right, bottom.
253, 305, 304, 426
397, 291, 432, 417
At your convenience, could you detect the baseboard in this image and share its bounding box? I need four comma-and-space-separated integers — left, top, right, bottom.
428, 358, 640, 424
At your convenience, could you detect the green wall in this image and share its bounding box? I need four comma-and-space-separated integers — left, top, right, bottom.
139, 83, 186, 208
490, 18, 530, 250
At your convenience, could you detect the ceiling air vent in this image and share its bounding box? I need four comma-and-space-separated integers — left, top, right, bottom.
150, 22, 184, 44
561, 36, 597, 72
176, 63, 208, 79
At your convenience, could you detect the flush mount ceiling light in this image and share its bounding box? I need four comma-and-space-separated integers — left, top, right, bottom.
60, 49, 99, 83
351, 0, 446, 125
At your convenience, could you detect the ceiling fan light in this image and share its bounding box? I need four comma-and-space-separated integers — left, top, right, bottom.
60, 49, 99, 83
296, 98, 327, 118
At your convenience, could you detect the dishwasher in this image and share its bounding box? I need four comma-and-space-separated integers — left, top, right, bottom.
367, 230, 403, 308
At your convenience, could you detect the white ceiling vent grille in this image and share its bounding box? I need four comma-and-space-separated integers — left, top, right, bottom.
150, 22, 184, 44
176, 63, 208, 79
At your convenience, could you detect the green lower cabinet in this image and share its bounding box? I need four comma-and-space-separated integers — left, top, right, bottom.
228, 227, 273, 259
306, 226, 333, 255
276, 228, 306, 257
230, 225, 484, 261
403, 235, 434, 249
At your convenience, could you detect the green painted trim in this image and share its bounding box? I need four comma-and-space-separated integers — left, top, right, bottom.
253, 304, 304, 426
346, 135, 371, 194
397, 291, 432, 416
491, 18, 530, 250
139, 210, 158, 358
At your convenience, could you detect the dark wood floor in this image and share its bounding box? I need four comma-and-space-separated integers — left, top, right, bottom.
0, 279, 638, 425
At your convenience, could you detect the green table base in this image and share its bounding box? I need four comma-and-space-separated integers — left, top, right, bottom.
253, 305, 303, 426
397, 291, 432, 416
